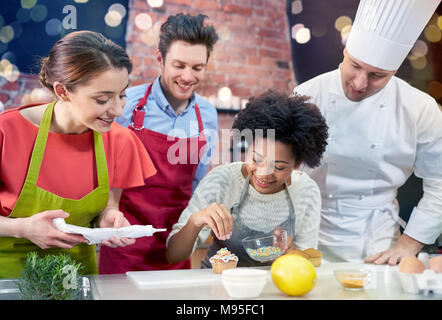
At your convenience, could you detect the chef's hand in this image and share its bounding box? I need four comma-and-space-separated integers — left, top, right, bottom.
189, 203, 234, 241
273, 226, 295, 253
96, 208, 136, 248
21, 210, 89, 249
364, 234, 424, 265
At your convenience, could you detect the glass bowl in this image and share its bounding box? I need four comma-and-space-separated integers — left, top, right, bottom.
242, 230, 287, 263
333, 269, 371, 291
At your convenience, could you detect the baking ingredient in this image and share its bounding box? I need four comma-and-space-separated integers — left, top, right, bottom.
247, 246, 281, 259
338, 275, 364, 289
428, 255, 442, 273
271, 254, 316, 296
16, 251, 84, 300
399, 256, 425, 274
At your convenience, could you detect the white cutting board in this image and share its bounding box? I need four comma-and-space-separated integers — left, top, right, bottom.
126, 268, 222, 290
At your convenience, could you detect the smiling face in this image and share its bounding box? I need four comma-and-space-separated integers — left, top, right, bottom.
63, 67, 129, 133
340, 49, 396, 102
157, 40, 208, 109
244, 138, 298, 194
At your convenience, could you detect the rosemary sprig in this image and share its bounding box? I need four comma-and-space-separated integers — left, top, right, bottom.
16, 251, 84, 300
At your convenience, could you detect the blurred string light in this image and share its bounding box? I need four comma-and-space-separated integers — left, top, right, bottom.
105, 3, 126, 28
30, 4, 47, 23
0, 26, 14, 44
424, 25, 441, 42
291, 0, 303, 15
311, 23, 327, 38
218, 86, 232, 108
45, 18, 62, 36
409, 55, 427, 70
0, 58, 20, 82
135, 13, 153, 31
147, 0, 164, 8
16, 8, 31, 23
21, 0, 37, 9
292, 23, 310, 44
410, 40, 428, 58
438, 15, 442, 30
218, 26, 232, 42
140, 21, 162, 46
21, 88, 54, 105
334, 16, 352, 31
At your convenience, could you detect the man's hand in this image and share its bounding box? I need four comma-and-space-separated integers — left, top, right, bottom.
364, 234, 424, 265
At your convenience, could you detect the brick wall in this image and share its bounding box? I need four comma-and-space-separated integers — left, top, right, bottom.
0, 0, 295, 111
127, 0, 295, 100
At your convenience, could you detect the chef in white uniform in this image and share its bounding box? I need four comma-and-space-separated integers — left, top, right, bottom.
293, 0, 442, 264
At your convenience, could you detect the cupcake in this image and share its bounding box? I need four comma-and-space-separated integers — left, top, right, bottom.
209, 248, 239, 274
303, 248, 322, 267
287, 248, 322, 267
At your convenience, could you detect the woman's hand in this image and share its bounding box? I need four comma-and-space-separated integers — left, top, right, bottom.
273, 226, 295, 253
189, 203, 234, 241
21, 210, 89, 249
94, 187, 135, 248
95, 207, 136, 248
364, 234, 424, 265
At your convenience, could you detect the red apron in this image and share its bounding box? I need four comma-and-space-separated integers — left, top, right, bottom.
99, 83, 206, 273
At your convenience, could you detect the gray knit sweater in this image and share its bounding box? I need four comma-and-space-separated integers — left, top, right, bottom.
166, 162, 321, 252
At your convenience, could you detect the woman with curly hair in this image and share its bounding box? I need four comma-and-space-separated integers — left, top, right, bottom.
166, 90, 328, 267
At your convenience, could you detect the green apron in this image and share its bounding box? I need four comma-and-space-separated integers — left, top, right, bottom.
0, 100, 109, 278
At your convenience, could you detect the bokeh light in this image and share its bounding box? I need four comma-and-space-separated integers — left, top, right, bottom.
74, 0, 89, 3
109, 3, 127, 19
218, 26, 232, 42
0, 26, 14, 44
45, 19, 62, 36
105, 10, 123, 27
335, 16, 352, 31
295, 27, 311, 44
218, 87, 232, 104
291, 0, 303, 15
147, 0, 164, 8
438, 16, 442, 30
410, 40, 428, 58
135, 13, 153, 31
291, 23, 304, 39
140, 28, 158, 46
16, 8, 31, 23
311, 23, 327, 38
409, 55, 427, 70
30, 4, 48, 23
21, 0, 37, 9
424, 25, 442, 42
2, 63, 20, 82
2, 52, 16, 65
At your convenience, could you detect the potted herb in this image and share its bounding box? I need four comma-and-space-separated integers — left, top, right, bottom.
16, 251, 84, 300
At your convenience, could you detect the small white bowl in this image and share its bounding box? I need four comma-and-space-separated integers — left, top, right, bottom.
221, 268, 268, 298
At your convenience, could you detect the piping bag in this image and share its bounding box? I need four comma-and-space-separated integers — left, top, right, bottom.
53, 218, 167, 245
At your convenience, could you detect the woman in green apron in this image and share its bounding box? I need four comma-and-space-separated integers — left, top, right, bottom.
0, 31, 156, 278
166, 90, 328, 267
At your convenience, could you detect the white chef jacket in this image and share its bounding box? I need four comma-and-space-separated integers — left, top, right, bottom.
293, 67, 442, 262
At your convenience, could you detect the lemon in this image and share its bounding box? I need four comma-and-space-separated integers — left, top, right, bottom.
271, 254, 317, 296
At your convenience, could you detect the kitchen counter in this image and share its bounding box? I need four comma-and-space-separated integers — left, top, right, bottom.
89, 262, 441, 300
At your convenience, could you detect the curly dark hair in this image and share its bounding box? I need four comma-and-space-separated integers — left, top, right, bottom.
232, 90, 328, 168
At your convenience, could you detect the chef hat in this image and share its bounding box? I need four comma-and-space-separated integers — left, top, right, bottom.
346, 0, 440, 71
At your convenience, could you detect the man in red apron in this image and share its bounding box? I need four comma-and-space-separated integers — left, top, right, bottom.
99, 13, 219, 273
